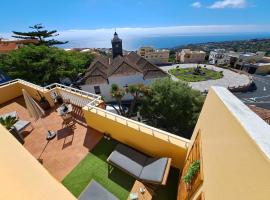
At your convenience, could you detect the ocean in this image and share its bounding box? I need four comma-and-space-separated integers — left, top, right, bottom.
61, 33, 270, 50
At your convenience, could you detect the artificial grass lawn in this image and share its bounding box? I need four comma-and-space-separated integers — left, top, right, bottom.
62, 138, 180, 200
62, 138, 135, 199
169, 67, 223, 82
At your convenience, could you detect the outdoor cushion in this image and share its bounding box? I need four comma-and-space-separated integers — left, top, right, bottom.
79, 180, 118, 200
0, 111, 17, 120
13, 120, 31, 133
107, 144, 147, 178
139, 157, 168, 184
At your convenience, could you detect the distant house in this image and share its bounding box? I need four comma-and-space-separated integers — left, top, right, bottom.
137, 47, 170, 65
0, 70, 10, 84
228, 51, 265, 68
209, 49, 229, 65
0, 39, 39, 54
176, 49, 206, 63
78, 33, 168, 102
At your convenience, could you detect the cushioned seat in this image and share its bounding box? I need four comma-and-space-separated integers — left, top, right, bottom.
13, 120, 31, 133
139, 157, 168, 184
79, 180, 118, 200
107, 143, 170, 185
107, 144, 147, 178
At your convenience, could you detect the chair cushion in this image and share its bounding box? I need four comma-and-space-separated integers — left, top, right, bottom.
107, 144, 147, 178
0, 111, 17, 120
13, 120, 31, 132
139, 158, 168, 184
79, 180, 118, 200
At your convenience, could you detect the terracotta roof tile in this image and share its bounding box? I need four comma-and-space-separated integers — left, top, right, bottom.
82, 51, 168, 83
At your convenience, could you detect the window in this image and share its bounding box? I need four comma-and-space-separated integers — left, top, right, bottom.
94, 86, 101, 94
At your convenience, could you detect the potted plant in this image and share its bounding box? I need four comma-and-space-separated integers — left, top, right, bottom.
37, 91, 50, 110
183, 160, 200, 191
0, 116, 18, 130
0, 116, 25, 144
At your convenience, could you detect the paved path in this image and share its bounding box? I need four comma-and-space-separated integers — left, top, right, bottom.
161, 64, 250, 92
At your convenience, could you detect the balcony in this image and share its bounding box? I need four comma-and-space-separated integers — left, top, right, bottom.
0, 79, 189, 199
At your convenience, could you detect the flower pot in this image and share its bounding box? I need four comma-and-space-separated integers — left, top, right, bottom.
39, 100, 51, 110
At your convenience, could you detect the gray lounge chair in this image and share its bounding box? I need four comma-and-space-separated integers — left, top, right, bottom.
0, 111, 32, 144
107, 143, 171, 185
79, 180, 118, 200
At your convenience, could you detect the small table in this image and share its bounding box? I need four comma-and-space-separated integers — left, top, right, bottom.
56, 104, 72, 116
46, 131, 56, 140
128, 180, 153, 200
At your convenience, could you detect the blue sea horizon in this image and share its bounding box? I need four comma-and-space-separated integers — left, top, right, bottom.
60, 33, 270, 50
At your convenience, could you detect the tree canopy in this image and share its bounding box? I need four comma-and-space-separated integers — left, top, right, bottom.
0, 45, 95, 85
140, 78, 204, 139
12, 24, 68, 46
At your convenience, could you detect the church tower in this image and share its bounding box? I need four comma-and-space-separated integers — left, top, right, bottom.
111, 32, 123, 58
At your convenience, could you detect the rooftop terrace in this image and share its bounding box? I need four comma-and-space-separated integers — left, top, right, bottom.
1, 79, 270, 200
0, 79, 189, 199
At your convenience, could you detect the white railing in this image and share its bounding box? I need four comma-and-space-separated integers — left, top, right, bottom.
0, 79, 102, 107
45, 83, 101, 100
1, 78, 190, 147
86, 104, 190, 147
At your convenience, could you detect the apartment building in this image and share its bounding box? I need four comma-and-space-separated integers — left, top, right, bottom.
137, 46, 170, 65
208, 49, 229, 65
1, 79, 270, 200
229, 51, 266, 67
176, 49, 206, 63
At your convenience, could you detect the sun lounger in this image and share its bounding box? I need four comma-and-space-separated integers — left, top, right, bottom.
107, 143, 171, 185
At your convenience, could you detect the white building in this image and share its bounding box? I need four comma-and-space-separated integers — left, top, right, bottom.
209, 49, 229, 65
137, 47, 170, 65
79, 33, 167, 102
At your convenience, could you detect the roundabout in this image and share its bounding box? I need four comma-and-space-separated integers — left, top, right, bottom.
161, 64, 251, 92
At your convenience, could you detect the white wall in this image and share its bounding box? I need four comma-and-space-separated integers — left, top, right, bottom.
80, 74, 157, 102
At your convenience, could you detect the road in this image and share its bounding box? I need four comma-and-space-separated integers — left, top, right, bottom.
234, 75, 270, 109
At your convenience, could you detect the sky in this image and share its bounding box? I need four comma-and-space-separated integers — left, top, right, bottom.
1, 0, 270, 49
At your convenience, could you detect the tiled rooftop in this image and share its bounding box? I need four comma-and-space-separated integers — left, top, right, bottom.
0, 96, 102, 180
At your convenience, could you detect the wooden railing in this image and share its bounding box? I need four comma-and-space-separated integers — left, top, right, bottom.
178, 131, 203, 200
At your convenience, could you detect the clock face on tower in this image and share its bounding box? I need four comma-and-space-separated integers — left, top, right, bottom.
115, 44, 119, 48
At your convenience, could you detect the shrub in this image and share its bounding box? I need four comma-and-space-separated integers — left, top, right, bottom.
0, 116, 18, 130
183, 160, 200, 184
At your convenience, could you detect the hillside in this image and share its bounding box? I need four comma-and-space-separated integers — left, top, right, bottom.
172, 38, 270, 56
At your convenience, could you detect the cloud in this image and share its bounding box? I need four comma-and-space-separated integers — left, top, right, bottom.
191, 2, 202, 8
208, 0, 247, 9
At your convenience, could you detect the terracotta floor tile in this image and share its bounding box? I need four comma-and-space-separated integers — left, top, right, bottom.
0, 96, 103, 181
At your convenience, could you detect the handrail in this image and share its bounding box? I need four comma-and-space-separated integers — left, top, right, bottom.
86, 104, 190, 146
1, 78, 189, 147
0, 79, 102, 101
0, 79, 20, 87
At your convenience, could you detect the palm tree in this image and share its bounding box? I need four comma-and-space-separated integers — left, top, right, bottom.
126, 84, 147, 117
110, 84, 126, 116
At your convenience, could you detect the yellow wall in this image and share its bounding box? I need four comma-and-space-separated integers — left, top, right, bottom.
0, 82, 22, 104
82, 107, 189, 168
0, 125, 76, 200
188, 87, 270, 200
0, 81, 55, 107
